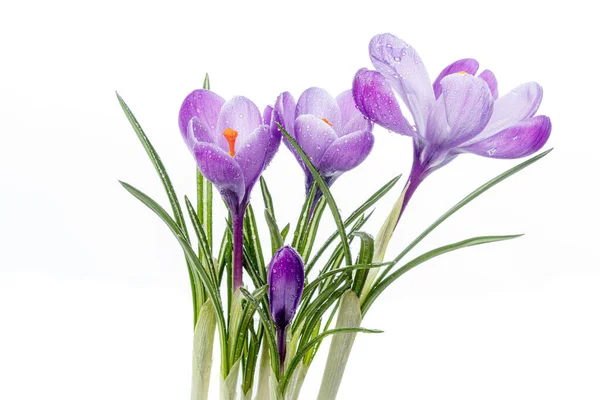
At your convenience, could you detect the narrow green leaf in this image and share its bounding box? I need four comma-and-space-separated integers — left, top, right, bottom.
350, 232, 375, 297
299, 198, 326, 261
306, 174, 401, 272
184, 196, 218, 287
239, 287, 280, 379
116, 93, 189, 241
362, 234, 523, 315
244, 205, 266, 281
280, 223, 290, 243
397, 150, 550, 264
265, 209, 284, 255
282, 325, 382, 393
119, 181, 229, 375
292, 183, 318, 249
279, 125, 352, 266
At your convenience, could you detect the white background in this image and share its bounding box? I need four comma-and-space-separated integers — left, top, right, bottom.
1, 0, 598, 399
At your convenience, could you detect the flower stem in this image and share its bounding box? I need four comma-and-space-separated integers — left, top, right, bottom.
277, 326, 287, 376
232, 213, 244, 290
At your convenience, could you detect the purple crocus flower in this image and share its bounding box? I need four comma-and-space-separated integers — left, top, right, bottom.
267, 245, 304, 371
273, 87, 375, 198
353, 33, 552, 216
179, 89, 281, 289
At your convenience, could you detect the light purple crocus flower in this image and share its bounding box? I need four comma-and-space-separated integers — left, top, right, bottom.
179, 89, 281, 289
273, 87, 375, 199
267, 245, 304, 372
353, 33, 552, 216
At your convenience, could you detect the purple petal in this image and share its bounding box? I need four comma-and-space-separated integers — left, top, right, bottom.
478, 69, 498, 99
294, 114, 338, 168
192, 142, 245, 206
179, 89, 225, 139
433, 58, 479, 98
268, 245, 304, 330
459, 115, 551, 159
185, 117, 215, 149
319, 130, 375, 175
263, 105, 273, 125
234, 125, 275, 195
336, 89, 371, 136
425, 74, 494, 147
352, 68, 414, 136
295, 87, 342, 133
273, 92, 297, 138
216, 96, 263, 153
477, 82, 543, 139
369, 33, 435, 133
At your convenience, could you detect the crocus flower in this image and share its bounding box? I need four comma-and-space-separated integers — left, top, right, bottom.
273, 87, 375, 199
353, 33, 551, 216
179, 90, 281, 289
267, 245, 304, 371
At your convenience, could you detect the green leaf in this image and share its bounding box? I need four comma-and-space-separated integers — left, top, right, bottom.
265, 209, 284, 255
231, 285, 268, 364
362, 234, 523, 315
119, 181, 229, 375
350, 232, 375, 297
306, 174, 401, 272
244, 205, 266, 282
299, 198, 326, 262
116, 93, 189, 242
280, 223, 291, 243
292, 183, 318, 249
282, 325, 382, 393
280, 124, 353, 267
239, 287, 280, 379
184, 196, 218, 288
396, 150, 550, 265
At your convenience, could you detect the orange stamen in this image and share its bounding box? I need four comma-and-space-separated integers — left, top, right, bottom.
321, 118, 332, 127
223, 128, 238, 156
457, 71, 468, 75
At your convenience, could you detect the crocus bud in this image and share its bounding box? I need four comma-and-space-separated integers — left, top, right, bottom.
267, 245, 304, 371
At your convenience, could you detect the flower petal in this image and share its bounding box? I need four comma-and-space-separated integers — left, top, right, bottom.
263, 105, 273, 125
179, 89, 225, 140
478, 69, 498, 99
369, 33, 435, 133
432, 58, 479, 98
234, 125, 277, 195
192, 142, 245, 207
216, 96, 263, 153
477, 82, 543, 139
186, 117, 215, 149
352, 68, 414, 136
336, 89, 371, 136
295, 87, 342, 133
274, 91, 297, 138
426, 74, 494, 147
294, 114, 338, 168
319, 129, 375, 175
459, 115, 551, 159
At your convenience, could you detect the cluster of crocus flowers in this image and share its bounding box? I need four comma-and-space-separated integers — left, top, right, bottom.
179, 90, 281, 289
267, 246, 304, 372
273, 87, 375, 203
353, 33, 552, 217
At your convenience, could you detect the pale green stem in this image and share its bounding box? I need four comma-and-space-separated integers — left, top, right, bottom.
317, 291, 361, 400
191, 299, 217, 400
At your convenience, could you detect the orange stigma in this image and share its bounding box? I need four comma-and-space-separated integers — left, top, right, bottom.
321, 118, 332, 127
223, 128, 238, 156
